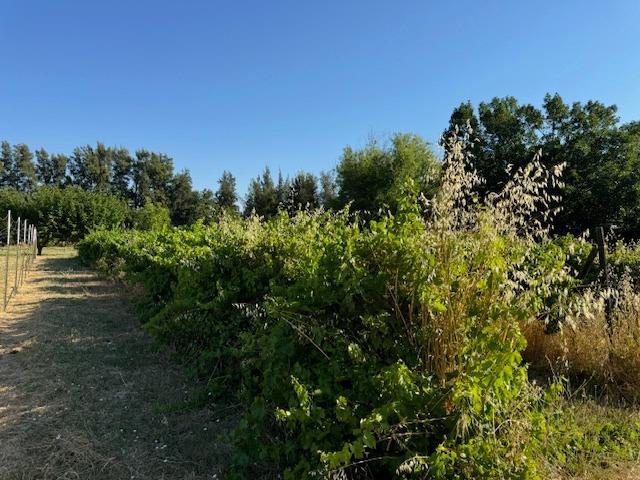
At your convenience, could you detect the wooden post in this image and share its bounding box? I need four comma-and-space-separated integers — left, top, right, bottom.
577, 246, 598, 280
595, 226, 613, 334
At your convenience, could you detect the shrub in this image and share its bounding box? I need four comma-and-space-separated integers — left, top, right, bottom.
129, 202, 171, 231
78, 133, 640, 478
0, 186, 128, 253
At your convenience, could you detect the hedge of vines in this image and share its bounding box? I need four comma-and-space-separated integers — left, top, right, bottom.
0, 186, 128, 253
78, 155, 640, 478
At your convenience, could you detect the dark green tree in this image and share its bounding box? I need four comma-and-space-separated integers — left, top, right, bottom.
194, 188, 220, 223
318, 171, 337, 209
276, 170, 290, 206
68, 146, 90, 188
13, 144, 37, 191
132, 150, 174, 207
244, 167, 279, 218
50, 154, 68, 186
36, 148, 54, 185
444, 94, 640, 236
215, 171, 239, 212
169, 170, 198, 225
92, 142, 113, 191
336, 133, 439, 215
111, 147, 133, 200
286, 172, 318, 212
444, 97, 542, 195
68, 143, 112, 191
26, 146, 65, 187
0, 141, 14, 187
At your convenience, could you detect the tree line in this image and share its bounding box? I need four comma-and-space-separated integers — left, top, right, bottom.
2, 93, 639, 236
0, 132, 440, 224
0, 141, 240, 225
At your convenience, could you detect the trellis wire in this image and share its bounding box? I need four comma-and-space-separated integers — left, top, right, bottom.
1, 210, 38, 311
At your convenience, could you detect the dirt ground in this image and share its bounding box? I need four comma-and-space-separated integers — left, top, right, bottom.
0, 247, 229, 480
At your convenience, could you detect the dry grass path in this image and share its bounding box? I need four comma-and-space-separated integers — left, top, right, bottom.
0, 248, 227, 480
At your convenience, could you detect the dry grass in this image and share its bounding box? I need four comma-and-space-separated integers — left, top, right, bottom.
0, 247, 232, 480
524, 279, 640, 402
521, 278, 640, 478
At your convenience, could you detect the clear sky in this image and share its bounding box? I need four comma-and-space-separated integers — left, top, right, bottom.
1, 0, 639, 196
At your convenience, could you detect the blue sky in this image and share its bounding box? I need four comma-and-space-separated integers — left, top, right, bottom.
1, 1, 639, 196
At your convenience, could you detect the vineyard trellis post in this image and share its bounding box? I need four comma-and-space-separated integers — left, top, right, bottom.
14, 216, 20, 296
22, 220, 28, 286
27, 225, 32, 272
20, 219, 26, 286
19, 220, 25, 287
1, 211, 38, 312
3, 210, 11, 310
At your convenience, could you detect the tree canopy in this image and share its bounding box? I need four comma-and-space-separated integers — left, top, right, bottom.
444, 94, 640, 236
335, 133, 440, 216
5, 93, 640, 239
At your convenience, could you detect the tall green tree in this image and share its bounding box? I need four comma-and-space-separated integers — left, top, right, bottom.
444, 97, 542, 195
318, 171, 337, 209
336, 133, 439, 215
244, 167, 279, 218
276, 170, 290, 206
50, 154, 68, 186
286, 172, 318, 212
13, 144, 37, 191
169, 170, 198, 225
0, 141, 13, 187
215, 171, 239, 212
35, 148, 65, 185
68, 146, 90, 188
92, 142, 113, 191
194, 188, 220, 223
132, 150, 174, 207
35, 148, 50, 184
111, 147, 133, 200
68, 143, 112, 191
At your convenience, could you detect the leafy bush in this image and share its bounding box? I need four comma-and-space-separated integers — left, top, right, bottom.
610, 241, 640, 283
78, 135, 640, 478
0, 186, 128, 253
128, 202, 171, 231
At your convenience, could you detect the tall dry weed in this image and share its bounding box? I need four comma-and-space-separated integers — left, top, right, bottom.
524, 272, 640, 401
417, 126, 565, 380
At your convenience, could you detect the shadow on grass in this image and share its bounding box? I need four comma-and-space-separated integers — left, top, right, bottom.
0, 253, 233, 480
